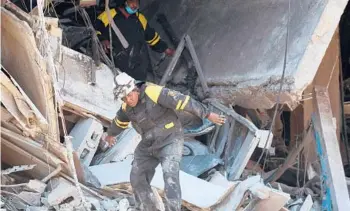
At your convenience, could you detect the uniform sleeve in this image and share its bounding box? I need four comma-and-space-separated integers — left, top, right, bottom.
138, 13, 168, 53
107, 103, 130, 136
95, 9, 118, 41
145, 85, 210, 119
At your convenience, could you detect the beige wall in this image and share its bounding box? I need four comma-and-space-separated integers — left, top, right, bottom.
293, 27, 346, 164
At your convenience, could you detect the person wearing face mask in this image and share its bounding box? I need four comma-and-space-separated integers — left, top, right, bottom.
95, 0, 175, 81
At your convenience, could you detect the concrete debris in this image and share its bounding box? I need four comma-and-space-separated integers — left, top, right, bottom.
118, 198, 130, 211
18, 191, 42, 206
25, 206, 49, 211
2, 2, 349, 211
100, 199, 119, 211
25, 180, 47, 193
47, 178, 81, 207
1, 164, 37, 175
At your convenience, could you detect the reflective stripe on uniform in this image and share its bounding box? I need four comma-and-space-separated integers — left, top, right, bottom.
175, 100, 182, 110
165, 122, 174, 129
122, 103, 127, 111
114, 118, 129, 129
97, 9, 117, 27
180, 96, 190, 110
145, 85, 163, 103
175, 96, 190, 110
137, 13, 147, 30
147, 33, 160, 46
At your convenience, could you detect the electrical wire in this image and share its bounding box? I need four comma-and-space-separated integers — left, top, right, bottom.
253, 0, 291, 173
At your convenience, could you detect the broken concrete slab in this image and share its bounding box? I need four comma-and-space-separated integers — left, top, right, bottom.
25, 180, 47, 194
148, 0, 348, 109
57, 46, 120, 121
89, 157, 238, 209
1, 165, 36, 175
47, 178, 81, 207
18, 191, 42, 206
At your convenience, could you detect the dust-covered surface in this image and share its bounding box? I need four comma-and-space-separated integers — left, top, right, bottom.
142, 0, 347, 108
57, 46, 121, 120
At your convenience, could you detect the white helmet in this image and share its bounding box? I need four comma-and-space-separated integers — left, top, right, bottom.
113, 73, 136, 99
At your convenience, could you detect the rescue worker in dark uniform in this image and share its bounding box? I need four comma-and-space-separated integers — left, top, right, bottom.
105, 73, 225, 211
95, 0, 174, 81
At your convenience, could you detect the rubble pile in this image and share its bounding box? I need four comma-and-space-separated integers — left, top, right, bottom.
2, 1, 350, 211
1, 169, 131, 211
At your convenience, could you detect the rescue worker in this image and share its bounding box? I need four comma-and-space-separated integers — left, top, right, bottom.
95, 0, 174, 81
105, 73, 225, 211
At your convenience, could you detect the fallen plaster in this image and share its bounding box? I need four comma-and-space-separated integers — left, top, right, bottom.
57, 46, 121, 121
89, 157, 237, 209
1, 6, 59, 141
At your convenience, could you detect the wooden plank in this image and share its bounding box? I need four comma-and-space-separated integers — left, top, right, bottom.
312, 85, 350, 211
1, 127, 68, 164
1, 138, 57, 179
1, 7, 60, 142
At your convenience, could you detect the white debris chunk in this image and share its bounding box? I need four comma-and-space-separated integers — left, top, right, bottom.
119, 198, 130, 211
1, 165, 36, 175
18, 192, 42, 206
25, 206, 49, 211
101, 199, 119, 211
47, 178, 81, 207
86, 197, 102, 210
25, 180, 47, 193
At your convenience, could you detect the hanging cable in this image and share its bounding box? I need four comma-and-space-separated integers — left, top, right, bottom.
253, 0, 291, 173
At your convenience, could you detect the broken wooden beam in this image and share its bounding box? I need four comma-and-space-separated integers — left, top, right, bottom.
267, 124, 313, 183
312, 85, 350, 211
